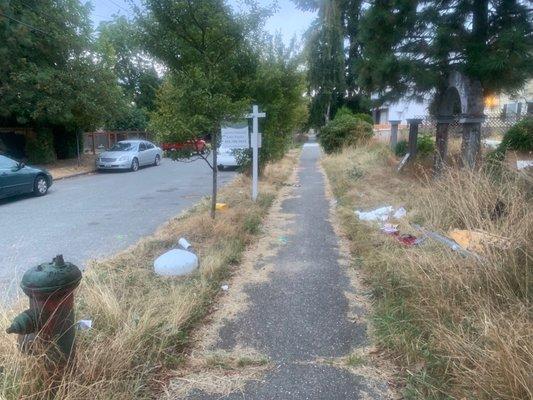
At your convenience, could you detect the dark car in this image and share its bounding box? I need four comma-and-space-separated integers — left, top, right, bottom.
0, 155, 53, 199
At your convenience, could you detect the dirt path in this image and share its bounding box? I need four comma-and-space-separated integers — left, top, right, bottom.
167, 139, 395, 399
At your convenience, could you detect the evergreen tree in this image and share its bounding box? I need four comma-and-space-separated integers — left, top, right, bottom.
358, 0, 533, 104
358, 0, 532, 165
305, 0, 345, 127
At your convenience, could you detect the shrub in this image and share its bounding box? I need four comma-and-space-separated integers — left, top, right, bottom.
352, 113, 374, 125
395, 140, 408, 157
319, 114, 373, 153
417, 134, 435, 155
334, 106, 374, 125
498, 117, 533, 153
25, 128, 56, 164
394, 134, 435, 157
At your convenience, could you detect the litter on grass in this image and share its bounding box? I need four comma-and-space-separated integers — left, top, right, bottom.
77, 319, 93, 330
448, 229, 512, 253
355, 206, 407, 222
154, 249, 199, 276
215, 203, 228, 211
381, 224, 425, 246
380, 223, 398, 234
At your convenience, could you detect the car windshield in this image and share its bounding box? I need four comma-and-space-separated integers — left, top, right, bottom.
0, 155, 18, 169
109, 142, 137, 152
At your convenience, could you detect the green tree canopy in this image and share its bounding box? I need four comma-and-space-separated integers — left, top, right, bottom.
96, 16, 161, 130
0, 0, 125, 131
358, 0, 533, 103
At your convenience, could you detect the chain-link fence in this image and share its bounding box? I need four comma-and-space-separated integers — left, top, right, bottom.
416, 113, 529, 138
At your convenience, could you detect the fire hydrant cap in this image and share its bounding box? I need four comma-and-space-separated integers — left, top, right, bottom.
21, 255, 82, 294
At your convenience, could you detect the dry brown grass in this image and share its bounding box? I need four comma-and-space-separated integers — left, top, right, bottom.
0, 149, 300, 400
322, 142, 532, 399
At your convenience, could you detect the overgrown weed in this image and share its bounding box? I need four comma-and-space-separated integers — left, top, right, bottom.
323, 143, 532, 399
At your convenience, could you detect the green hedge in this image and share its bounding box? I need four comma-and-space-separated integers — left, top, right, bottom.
319, 114, 373, 153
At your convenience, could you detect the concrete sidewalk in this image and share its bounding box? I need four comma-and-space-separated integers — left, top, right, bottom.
181, 140, 393, 399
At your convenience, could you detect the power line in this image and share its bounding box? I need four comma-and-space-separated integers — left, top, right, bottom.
0, 12, 51, 36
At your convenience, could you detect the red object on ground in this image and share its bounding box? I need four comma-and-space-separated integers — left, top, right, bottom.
384, 230, 419, 246
162, 139, 206, 152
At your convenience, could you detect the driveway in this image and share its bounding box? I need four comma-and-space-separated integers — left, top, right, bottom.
0, 158, 235, 301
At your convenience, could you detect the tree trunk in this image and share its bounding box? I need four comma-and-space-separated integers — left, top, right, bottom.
211, 127, 219, 219
407, 119, 421, 160
461, 122, 482, 169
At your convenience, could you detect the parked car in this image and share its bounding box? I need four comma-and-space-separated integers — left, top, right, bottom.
0, 155, 53, 199
96, 140, 162, 172
162, 139, 207, 153
217, 147, 239, 171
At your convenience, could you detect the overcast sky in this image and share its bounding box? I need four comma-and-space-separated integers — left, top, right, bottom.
89, 0, 316, 44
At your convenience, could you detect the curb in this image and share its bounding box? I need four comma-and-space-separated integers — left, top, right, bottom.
52, 170, 96, 181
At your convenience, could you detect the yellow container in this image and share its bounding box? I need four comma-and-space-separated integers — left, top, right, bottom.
215, 203, 228, 211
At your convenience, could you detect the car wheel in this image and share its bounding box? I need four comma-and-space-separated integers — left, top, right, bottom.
154, 155, 161, 166
131, 158, 139, 172
217, 165, 224, 171
33, 175, 49, 196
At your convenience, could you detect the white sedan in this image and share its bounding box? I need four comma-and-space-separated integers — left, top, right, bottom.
217, 147, 239, 171
96, 140, 162, 172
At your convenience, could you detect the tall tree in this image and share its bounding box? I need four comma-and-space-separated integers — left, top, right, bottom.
296, 0, 368, 128
0, 0, 125, 158
306, 0, 345, 127
358, 0, 533, 164
97, 16, 161, 130
141, 0, 260, 218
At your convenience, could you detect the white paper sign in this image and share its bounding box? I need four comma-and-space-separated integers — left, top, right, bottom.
220, 126, 249, 149
220, 126, 262, 149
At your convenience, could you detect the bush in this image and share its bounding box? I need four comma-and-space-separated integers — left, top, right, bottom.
395, 134, 435, 157
334, 106, 374, 125
25, 128, 56, 164
395, 140, 408, 157
319, 114, 373, 153
417, 134, 435, 155
352, 113, 374, 125
498, 117, 533, 153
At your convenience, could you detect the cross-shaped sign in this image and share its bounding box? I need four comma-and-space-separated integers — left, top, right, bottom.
246, 105, 266, 201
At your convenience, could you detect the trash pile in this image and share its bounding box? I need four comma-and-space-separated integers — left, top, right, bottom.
355, 204, 512, 258
355, 205, 420, 247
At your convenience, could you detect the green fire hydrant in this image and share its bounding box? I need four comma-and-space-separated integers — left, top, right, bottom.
6, 255, 82, 365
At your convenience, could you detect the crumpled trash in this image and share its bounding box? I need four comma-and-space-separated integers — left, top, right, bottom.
77, 319, 93, 331
516, 160, 533, 170
355, 206, 407, 222
381, 226, 425, 246
178, 237, 192, 250
393, 207, 407, 219
356, 206, 393, 222
221, 284, 229, 291
216, 203, 228, 211
380, 223, 399, 234
448, 229, 511, 253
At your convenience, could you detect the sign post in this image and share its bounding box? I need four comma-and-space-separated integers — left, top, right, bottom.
246, 105, 266, 201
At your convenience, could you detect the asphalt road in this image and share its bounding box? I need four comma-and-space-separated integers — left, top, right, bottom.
0, 158, 235, 301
